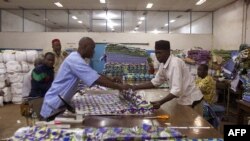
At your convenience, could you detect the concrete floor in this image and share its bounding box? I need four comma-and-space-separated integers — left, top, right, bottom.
0, 104, 26, 139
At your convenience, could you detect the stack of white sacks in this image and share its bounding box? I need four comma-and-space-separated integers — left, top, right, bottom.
0, 50, 38, 105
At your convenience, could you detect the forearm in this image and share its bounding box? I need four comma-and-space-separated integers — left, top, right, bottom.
95, 76, 122, 90
132, 82, 156, 90
159, 93, 177, 105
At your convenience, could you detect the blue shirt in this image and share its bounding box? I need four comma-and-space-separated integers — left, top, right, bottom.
40, 52, 100, 118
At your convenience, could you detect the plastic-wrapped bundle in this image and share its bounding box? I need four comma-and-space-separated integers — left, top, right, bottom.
26, 50, 38, 63
0, 81, 5, 89
11, 83, 23, 95
21, 61, 29, 73
3, 51, 16, 63
12, 94, 23, 104
7, 73, 23, 83
0, 53, 3, 63
0, 74, 6, 81
15, 51, 27, 62
6, 61, 22, 73
0, 63, 6, 74
2, 87, 11, 102
106, 53, 147, 64
187, 50, 210, 64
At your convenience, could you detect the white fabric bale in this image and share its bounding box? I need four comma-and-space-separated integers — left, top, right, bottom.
7, 73, 23, 83
0, 63, 6, 74
0, 96, 3, 106
6, 61, 21, 73
0, 82, 5, 89
12, 94, 23, 104
28, 63, 34, 71
0, 53, 3, 63
26, 50, 38, 63
21, 61, 29, 73
3, 51, 16, 63
15, 51, 27, 62
3, 87, 11, 102
11, 83, 23, 95
0, 74, 6, 81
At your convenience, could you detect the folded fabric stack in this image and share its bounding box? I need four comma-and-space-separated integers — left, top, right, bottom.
10, 124, 185, 141
73, 91, 154, 115
239, 75, 250, 103
103, 63, 148, 77
188, 50, 210, 64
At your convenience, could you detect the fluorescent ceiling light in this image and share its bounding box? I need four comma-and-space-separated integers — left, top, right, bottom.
107, 20, 118, 28
54, 2, 63, 7
152, 29, 160, 34
196, 0, 206, 5
100, 0, 106, 4
138, 21, 142, 25
146, 3, 153, 9
98, 12, 117, 20
72, 16, 78, 20
170, 20, 176, 23
139, 17, 145, 21
164, 23, 168, 26
78, 21, 82, 23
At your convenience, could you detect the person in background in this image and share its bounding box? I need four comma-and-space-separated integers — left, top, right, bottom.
196, 64, 216, 104
22, 58, 43, 97
131, 40, 204, 115
27, 53, 55, 119
40, 37, 131, 120
196, 64, 225, 128
29, 52, 55, 98
51, 39, 68, 73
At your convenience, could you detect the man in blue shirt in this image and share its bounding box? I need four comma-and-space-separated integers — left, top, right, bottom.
40, 37, 130, 119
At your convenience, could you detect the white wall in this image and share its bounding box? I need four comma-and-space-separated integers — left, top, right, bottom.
173, 13, 212, 34
0, 32, 212, 51
1, 10, 23, 32
24, 19, 45, 32
213, 0, 244, 50
1, 10, 47, 32
191, 14, 212, 34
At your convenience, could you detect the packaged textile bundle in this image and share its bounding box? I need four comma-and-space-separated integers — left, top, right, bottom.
2, 50, 16, 63
7, 73, 23, 83
20, 61, 30, 73
11, 83, 23, 95
6, 61, 22, 73
187, 49, 211, 64
2, 87, 11, 102
10, 124, 186, 141
0, 63, 6, 74
15, 51, 27, 62
26, 50, 38, 63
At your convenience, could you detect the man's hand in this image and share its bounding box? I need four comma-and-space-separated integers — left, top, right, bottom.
150, 100, 164, 109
